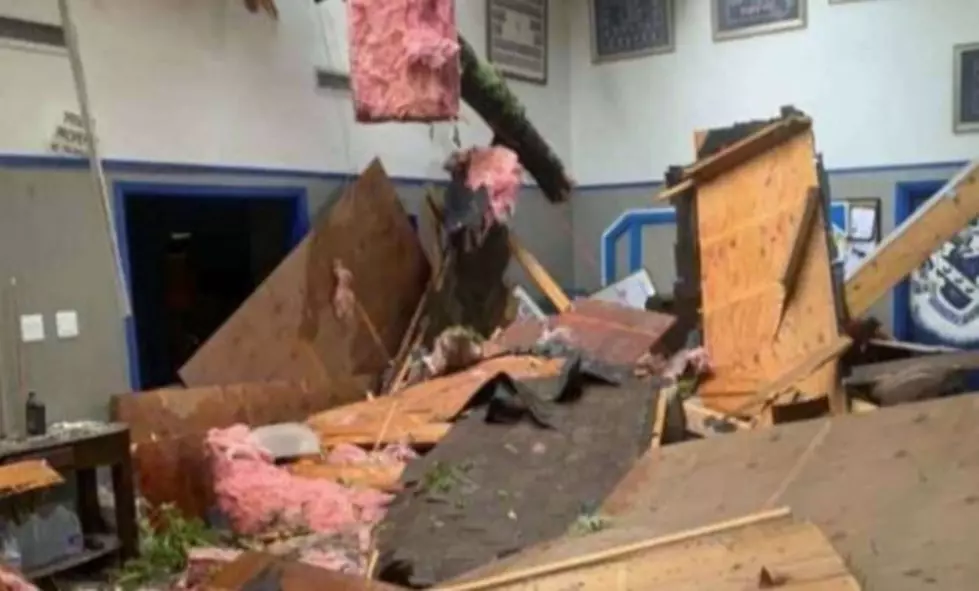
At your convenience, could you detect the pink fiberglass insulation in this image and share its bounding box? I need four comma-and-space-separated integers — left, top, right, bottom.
448, 146, 524, 225
205, 425, 392, 538
348, 0, 460, 123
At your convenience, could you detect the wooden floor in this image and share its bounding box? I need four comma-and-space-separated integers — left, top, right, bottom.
451, 394, 979, 590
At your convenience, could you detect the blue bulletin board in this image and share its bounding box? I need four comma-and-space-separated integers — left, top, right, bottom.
590, 0, 674, 63
955, 43, 979, 134
712, 0, 806, 42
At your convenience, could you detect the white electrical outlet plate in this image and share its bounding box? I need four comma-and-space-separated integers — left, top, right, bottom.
19, 314, 45, 343
55, 310, 79, 339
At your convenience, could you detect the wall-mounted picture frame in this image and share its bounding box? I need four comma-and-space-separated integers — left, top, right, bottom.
846, 198, 880, 242
589, 0, 674, 64
954, 42, 979, 134
487, 0, 548, 85
711, 0, 807, 42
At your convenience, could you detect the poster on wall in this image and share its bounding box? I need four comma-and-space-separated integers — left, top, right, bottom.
954, 42, 979, 134
910, 217, 979, 345
590, 269, 657, 309
49, 111, 89, 156
590, 0, 674, 64
711, 0, 806, 42
830, 199, 880, 280
487, 0, 548, 84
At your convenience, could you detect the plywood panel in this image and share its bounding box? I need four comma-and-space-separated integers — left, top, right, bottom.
596, 396, 979, 590
180, 160, 430, 409
696, 132, 840, 413
443, 513, 860, 591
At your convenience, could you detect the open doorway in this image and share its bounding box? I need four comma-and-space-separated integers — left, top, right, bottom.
115, 183, 309, 390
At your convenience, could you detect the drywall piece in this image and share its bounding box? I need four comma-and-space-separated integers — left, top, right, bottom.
54, 310, 79, 339
19, 314, 44, 343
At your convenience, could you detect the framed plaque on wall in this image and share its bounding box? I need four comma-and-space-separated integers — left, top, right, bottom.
487, 0, 548, 84
955, 42, 979, 134
712, 0, 807, 42
590, 0, 674, 64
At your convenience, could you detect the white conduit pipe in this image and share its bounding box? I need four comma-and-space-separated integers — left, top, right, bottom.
57, 0, 132, 317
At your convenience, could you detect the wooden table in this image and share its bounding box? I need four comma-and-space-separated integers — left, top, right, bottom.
0, 423, 137, 580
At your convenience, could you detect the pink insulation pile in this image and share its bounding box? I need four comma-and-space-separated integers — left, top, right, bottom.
204, 425, 392, 539
348, 0, 460, 122
449, 146, 524, 225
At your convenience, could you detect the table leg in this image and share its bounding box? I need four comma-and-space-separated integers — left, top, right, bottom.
112, 455, 138, 560
75, 468, 103, 534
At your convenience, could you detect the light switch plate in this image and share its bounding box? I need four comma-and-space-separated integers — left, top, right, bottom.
55, 310, 79, 339
19, 314, 44, 343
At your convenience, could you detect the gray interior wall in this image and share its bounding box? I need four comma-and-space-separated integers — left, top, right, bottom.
572, 163, 968, 330
0, 163, 573, 430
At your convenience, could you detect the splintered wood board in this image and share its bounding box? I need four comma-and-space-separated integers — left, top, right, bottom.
441, 511, 860, 591
696, 131, 840, 413
596, 395, 979, 590
180, 160, 430, 409
845, 160, 979, 316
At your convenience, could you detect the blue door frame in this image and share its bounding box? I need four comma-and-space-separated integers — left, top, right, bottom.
892, 179, 950, 342
114, 181, 311, 390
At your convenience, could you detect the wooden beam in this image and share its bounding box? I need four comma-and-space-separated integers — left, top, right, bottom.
653, 115, 812, 202
508, 233, 571, 312
774, 187, 821, 335
845, 161, 979, 316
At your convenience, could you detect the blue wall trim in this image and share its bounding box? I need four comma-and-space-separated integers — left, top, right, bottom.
600, 208, 676, 285
113, 181, 311, 391
0, 153, 970, 192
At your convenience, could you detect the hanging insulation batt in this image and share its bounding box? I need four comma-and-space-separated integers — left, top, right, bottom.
348, 0, 460, 122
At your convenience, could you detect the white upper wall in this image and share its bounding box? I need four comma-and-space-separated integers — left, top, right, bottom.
569, 0, 979, 185
0, 0, 570, 180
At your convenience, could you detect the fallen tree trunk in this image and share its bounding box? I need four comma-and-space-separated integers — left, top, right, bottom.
305, 0, 573, 203
457, 35, 573, 203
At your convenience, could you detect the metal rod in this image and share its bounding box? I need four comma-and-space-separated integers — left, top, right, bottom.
57, 0, 131, 317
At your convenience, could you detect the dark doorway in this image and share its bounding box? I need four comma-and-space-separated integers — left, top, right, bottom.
119, 187, 307, 390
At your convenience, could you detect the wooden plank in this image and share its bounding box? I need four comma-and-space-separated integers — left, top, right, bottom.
846, 350, 979, 387
845, 161, 979, 316
696, 131, 843, 415
654, 115, 812, 202
180, 160, 430, 410
442, 509, 861, 591
508, 232, 570, 312
650, 384, 672, 449
589, 394, 979, 590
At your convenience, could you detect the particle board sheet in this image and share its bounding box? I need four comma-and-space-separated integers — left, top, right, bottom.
696, 131, 841, 413
493, 300, 675, 367
180, 160, 430, 408
442, 511, 860, 590
584, 395, 979, 590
